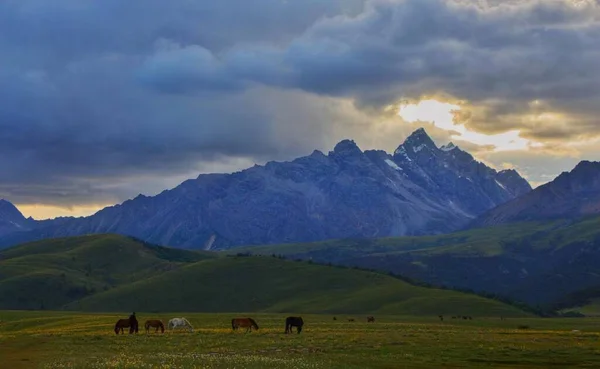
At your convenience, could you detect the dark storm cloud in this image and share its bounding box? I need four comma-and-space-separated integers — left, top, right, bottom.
142, 0, 600, 138
2, 0, 600, 211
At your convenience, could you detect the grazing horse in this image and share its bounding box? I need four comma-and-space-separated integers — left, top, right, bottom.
348, 318, 355, 322
114, 313, 138, 335
168, 318, 194, 333
285, 317, 304, 334
232, 318, 259, 333
367, 316, 375, 323
144, 320, 165, 334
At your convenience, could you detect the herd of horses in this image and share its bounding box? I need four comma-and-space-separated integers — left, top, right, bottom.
114, 313, 305, 335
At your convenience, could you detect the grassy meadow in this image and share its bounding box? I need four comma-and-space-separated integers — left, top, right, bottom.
2, 311, 600, 368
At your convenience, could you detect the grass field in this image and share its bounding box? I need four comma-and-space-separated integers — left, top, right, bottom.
2, 311, 600, 368
0, 235, 529, 316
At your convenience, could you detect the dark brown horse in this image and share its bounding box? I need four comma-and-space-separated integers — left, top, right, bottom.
367, 316, 375, 323
285, 316, 303, 334
144, 320, 165, 333
114, 313, 139, 334
231, 318, 259, 333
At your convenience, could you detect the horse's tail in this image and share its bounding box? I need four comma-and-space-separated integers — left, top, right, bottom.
159, 321, 165, 333
231, 319, 236, 330
249, 318, 259, 330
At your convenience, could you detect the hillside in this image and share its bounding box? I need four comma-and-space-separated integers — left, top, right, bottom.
0, 128, 530, 250
0, 234, 213, 310
474, 160, 600, 227
241, 216, 600, 307
66, 255, 527, 316
0, 235, 528, 316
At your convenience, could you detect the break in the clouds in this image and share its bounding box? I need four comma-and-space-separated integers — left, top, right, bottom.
1, 0, 599, 218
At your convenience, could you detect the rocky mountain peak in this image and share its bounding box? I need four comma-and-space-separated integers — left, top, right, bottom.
0, 199, 25, 222
331, 139, 363, 156
395, 128, 438, 156
440, 142, 457, 152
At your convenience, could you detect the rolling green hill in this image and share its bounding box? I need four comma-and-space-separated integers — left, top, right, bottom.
0, 234, 528, 316
67, 256, 527, 316
239, 216, 600, 308
0, 234, 213, 310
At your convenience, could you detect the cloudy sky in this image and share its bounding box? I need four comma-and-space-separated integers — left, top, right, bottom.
2, 0, 600, 219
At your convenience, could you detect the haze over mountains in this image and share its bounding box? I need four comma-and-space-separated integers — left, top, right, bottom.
0, 128, 530, 250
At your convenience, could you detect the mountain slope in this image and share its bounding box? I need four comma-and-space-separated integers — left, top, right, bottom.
0, 234, 213, 310
65, 255, 528, 316
240, 215, 600, 307
0, 128, 530, 250
474, 161, 600, 227
0, 199, 34, 237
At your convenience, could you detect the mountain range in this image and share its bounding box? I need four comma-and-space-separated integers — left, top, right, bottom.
240, 160, 600, 307
0, 128, 530, 250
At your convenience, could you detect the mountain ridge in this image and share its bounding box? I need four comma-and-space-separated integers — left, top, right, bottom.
473, 160, 600, 227
0, 128, 531, 250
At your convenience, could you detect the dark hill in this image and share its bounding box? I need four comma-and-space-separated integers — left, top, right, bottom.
474, 161, 600, 227
66, 256, 527, 316
0, 234, 213, 310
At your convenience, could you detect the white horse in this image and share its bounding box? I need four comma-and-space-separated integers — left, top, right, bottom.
168, 317, 194, 333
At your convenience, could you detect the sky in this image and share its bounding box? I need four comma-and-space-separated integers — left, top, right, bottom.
1, 0, 600, 220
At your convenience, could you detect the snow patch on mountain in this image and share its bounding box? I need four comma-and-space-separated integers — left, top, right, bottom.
385, 159, 403, 171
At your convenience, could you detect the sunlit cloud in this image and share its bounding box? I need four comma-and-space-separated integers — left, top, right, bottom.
398, 99, 536, 152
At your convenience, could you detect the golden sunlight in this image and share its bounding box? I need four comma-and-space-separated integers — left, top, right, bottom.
398, 99, 532, 152
17, 204, 106, 220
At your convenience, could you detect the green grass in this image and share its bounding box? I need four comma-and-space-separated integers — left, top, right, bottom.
0, 235, 529, 316
1, 311, 600, 369
0, 234, 214, 310
66, 256, 527, 316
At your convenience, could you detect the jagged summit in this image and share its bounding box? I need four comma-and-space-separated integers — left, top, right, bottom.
0, 199, 34, 237
332, 139, 362, 156
440, 142, 457, 152
392, 128, 440, 158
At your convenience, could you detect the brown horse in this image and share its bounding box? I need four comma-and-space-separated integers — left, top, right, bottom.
285, 316, 304, 334
144, 320, 165, 334
114, 312, 139, 334
114, 319, 138, 334
367, 316, 375, 323
231, 318, 259, 333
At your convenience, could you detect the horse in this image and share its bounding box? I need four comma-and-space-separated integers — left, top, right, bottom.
285, 317, 303, 334
367, 316, 375, 323
348, 318, 355, 322
144, 320, 165, 334
168, 317, 194, 333
231, 318, 259, 333
114, 317, 138, 335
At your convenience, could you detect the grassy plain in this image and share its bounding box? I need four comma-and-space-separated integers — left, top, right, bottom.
1, 311, 600, 368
